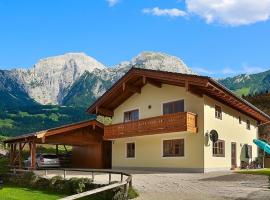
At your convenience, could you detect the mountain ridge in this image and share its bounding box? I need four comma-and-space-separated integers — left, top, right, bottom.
1, 51, 195, 108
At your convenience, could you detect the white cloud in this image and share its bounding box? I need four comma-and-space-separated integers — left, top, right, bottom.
193, 67, 214, 75
192, 65, 266, 77
242, 65, 265, 74
186, 0, 270, 26
106, 0, 119, 7
142, 7, 187, 17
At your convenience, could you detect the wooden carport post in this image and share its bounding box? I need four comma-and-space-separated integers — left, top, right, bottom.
9, 143, 14, 166
29, 142, 36, 169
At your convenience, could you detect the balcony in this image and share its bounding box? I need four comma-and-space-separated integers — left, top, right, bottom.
104, 112, 198, 140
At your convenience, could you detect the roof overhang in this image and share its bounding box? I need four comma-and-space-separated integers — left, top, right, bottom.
87, 68, 270, 123
4, 119, 104, 144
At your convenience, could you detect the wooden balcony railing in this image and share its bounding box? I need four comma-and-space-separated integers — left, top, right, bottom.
104, 112, 198, 140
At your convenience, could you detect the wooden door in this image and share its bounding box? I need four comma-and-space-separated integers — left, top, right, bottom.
103, 141, 112, 169
231, 142, 237, 169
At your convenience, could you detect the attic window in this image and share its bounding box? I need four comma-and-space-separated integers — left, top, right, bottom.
215, 105, 222, 120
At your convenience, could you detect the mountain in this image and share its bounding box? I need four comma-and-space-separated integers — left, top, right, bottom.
13, 53, 106, 105
2, 51, 194, 109
62, 51, 195, 107
218, 70, 270, 96
0, 70, 37, 109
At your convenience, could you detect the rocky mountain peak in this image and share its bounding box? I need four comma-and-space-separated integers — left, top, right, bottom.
131, 51, 195, 74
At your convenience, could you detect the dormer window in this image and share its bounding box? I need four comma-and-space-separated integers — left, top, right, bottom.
215, 105, 222, 120
124, 109, 139, 122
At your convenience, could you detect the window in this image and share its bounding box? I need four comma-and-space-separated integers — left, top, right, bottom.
212, 140, 225, 157
246, 120, 251, 130
126, 143, 135, 158
163, 100, 184, 115
215, 105, 222, 119
124, 109, 139, 122
238, 116, 242, 124
163, 139, 184, 157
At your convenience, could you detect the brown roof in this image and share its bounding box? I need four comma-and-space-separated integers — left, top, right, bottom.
5, 119, 104, 143
87, 68, 270, 123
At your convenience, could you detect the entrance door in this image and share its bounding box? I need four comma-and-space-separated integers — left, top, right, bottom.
231, 142, 237, 169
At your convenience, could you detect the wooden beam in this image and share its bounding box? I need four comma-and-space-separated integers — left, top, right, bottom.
30, 142, 36, 169
19, 143, 22, 169
125, 83, 141, 94
142, 76, 146, 85
147, 79, 162, 88
98, 107, 114, 117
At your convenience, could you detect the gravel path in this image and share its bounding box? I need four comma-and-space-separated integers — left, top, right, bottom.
37, 170, 270, 200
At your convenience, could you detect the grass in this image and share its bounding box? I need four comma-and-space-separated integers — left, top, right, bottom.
236, 168, 270, 176
234, 87, 251, 97
0, 184, 139, 200
0, 185, 65, 200
128, 187, 139, 199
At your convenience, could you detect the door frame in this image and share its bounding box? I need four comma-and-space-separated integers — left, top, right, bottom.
231, 142, 237, 169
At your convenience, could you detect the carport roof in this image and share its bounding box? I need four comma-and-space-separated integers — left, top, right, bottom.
4, 119, 104, 144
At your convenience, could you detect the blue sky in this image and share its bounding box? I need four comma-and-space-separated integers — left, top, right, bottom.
0, 0, 270, 78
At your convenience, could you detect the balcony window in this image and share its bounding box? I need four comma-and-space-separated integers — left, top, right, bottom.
212, 140, 225, 157
215, 105, 222, 120
124, 109, 139, 122
163, 100, 184, 115
126, 142, 135, 158
163, 139, 184, 157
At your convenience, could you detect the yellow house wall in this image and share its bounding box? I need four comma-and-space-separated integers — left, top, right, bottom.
111, 84, 205, 170
203, 95, 258, 171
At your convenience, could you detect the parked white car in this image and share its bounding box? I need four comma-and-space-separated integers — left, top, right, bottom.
24, 153, 60, 168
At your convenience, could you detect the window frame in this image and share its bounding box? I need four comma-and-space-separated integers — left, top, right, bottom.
238, 116, 242, 124
125, 142, 136, 159
215, 105, 222, 120
246, 120, 251, 130
212, 140, 225, 157
162, 99, 185, 115
161, 138, 185, 158
123, 108, 139, 123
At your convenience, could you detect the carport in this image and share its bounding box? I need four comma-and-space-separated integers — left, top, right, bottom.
4, 120, 111, 169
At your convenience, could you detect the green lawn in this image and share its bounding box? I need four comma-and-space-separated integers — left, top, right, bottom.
236, 168, 270, 176
0, 185, 65, 200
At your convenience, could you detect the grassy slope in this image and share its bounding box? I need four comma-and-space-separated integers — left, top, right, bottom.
0, 105, 94, 137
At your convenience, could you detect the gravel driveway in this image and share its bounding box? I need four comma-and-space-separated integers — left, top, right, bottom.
37, 170, 270, 200
129, 171, 270, 200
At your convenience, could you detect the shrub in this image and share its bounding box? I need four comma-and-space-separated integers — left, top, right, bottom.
35, 177, 50, 189
67, 177, 94, 194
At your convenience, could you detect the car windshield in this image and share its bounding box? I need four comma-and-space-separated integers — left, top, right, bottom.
42, 155, 58, 159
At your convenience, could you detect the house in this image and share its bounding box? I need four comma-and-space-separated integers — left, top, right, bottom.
5, 68, 270, 172
87, 68, 270, 172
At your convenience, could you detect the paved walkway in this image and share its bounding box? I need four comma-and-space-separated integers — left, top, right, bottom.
36, 170, 270, 200
129, 171, 270, 200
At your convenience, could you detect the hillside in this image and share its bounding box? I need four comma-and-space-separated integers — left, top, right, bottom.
0, 105, 93, 136
243, 92, 270, 116
218, 70, 270, 96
